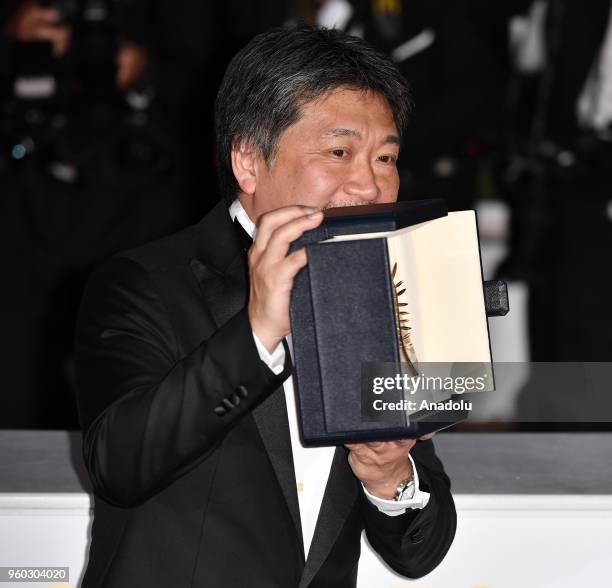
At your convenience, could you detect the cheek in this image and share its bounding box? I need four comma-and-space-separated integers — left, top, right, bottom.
288, 162, 344, 205
377, 169, 400, 203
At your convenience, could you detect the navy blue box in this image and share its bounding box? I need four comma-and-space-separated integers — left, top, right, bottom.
289, 200, 503, 446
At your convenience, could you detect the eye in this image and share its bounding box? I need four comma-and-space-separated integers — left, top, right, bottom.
377, 154, 397, 164
330, 148, 349, 158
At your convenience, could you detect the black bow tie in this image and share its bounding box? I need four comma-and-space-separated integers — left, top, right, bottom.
233, 218, 254, 251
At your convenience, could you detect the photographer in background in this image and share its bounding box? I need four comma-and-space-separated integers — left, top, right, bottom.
3, 1, 71, 58
497, 0, 612, 363
491, 0, 612, 425
2, 0, 146, 86
0, 0, 199, 429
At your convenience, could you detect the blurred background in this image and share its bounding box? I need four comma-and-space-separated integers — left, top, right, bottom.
1, 0, 611, 430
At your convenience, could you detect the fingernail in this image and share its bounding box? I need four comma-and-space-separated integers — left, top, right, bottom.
308, 211, 323, 219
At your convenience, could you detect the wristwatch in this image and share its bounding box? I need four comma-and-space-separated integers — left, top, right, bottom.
393, 477, 415, 501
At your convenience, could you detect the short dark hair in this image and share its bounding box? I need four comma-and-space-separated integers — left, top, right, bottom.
214, 25, 412, 203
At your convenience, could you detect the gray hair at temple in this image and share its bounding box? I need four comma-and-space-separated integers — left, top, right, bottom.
214, 24, 413, 204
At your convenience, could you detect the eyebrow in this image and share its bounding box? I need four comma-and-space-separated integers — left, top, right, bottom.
320, 128, 400, 145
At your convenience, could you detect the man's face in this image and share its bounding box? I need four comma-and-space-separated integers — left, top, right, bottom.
235, 88, 401, 222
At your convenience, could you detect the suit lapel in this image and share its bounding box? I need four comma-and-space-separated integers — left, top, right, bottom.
189, 200, 305, 559
252, 386, 305, 561
189, 255, 247, 328
299, 447, 359, 588
189, 200, 249, 325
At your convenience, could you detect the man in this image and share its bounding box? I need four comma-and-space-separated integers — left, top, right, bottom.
75, 25, 456, 587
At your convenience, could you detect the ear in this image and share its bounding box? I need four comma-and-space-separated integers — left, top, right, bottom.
231, 140, 259, 195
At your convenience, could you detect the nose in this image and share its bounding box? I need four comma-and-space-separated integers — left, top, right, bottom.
343, 160, 380, 203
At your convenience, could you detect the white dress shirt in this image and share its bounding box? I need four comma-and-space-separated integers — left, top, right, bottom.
229, 199, 430, 557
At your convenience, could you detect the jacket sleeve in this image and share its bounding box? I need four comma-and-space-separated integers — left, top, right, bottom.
75, 256, 290, 508
360, 438, 457, 578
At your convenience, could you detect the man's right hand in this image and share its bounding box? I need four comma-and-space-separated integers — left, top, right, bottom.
5, 1, 71, 57
247, 205, 324, 353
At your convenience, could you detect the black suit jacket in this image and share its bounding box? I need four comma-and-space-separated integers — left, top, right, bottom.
75, 199, 457, 587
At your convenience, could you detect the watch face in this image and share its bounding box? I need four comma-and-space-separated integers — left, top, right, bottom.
396, 480, 415, 501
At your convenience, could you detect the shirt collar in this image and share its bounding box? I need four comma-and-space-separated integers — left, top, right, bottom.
229, 198, 257, 241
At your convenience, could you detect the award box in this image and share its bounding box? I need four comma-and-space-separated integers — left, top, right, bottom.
289, 200, 508, 446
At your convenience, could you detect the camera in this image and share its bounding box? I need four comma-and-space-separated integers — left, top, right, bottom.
2, 0, 168, 183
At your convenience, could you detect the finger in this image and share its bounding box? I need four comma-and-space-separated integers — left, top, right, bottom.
345, 443, 373, 458
33, 24, 69, 44
363, 441, 415, 464
255, 206, 319, 250
258, 211, 323, 263
50, 28, 71, 58
365, 443, 402, 459
379, 442, 415, 456
347, 446, 377, 466
347, 438, 413, 449
391, 439, 416, 448
251, 250, 308, 300
365, 442, 384, 450
256, 210, 322, 258
345, 443, 371, 453
276, 247, 309, 281
250, 247, 308, 295
419, 433, 436, 441
11, 8, 59, 41
33, 8, 62, 24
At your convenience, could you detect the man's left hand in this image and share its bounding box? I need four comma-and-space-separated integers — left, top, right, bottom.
345, 440, 416, 500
